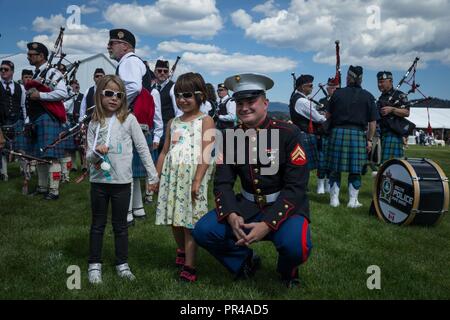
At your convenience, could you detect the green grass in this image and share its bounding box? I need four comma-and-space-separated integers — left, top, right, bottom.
0, 145, 449, 299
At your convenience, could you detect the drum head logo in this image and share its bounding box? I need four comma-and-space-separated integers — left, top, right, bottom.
380, 170, 393, 203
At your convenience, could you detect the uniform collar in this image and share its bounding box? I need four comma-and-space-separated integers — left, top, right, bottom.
239, 116, 271, 131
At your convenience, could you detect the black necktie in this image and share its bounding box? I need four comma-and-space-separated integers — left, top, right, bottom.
157, 84, 162, 91
33, 69, 40, 80
5, 81, 12, 96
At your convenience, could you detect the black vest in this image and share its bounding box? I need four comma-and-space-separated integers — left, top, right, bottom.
86, 86, 95, 113
28, 67, 48, 121
216, 97, 234, 129
289, 92, 310, 132
71, 93, 84, 123
159, 80, 175, 124
0, 82, 22, 125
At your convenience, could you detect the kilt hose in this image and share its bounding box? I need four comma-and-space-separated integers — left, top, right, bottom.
327, 127, 367, 174
31, 113, 64, 159
132, 129, 153, 178
381, 132, 404, 163
317, 135, 329, 178
301, 131, 319, 171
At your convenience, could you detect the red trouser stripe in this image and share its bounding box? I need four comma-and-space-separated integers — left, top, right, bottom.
301, 219, 309, 263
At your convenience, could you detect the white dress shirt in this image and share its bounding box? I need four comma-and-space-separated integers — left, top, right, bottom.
217, 94, 236, 123
200, 101, 212, 115
294, 90, 326, 123
151, 88, 163, 144
33, 67, 68, 102
116, 52, 146, 104
79, 85, 95, 122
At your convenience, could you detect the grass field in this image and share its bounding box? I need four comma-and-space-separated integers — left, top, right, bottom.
0, 145, 449, 300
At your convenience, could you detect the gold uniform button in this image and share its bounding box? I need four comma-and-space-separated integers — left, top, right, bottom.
256, 189, 262, 194
220, 213, 224, 216
254, 168, 259, 174
254, 179, 259, 184
252, 147, 257, 152
251, 137, 257, 142
217, 198, 221, 202
278, 212, 283, 216
272, 221, 277, 225
218, 206, 223, 209
273, 121, 277, 125
284, 204, 289, 209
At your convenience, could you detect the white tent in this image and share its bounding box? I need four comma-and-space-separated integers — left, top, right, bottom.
0, 53, 117, 94
408, 107, 450, 129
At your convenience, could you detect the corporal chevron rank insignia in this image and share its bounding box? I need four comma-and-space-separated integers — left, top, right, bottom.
290, 143, 307, 166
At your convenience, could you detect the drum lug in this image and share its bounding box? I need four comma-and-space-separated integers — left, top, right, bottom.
411, 176, 419, 181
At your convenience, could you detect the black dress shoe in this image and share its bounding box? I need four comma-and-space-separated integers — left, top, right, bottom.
281, 267, 300, 288
235, 253, 261, 280
29, 189, 48, 196
44, 193, 59, 200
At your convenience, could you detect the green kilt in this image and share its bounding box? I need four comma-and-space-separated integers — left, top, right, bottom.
381, 132, 404, 163
301, 132, 319, 170
318, 135, 329, 173
327, 127, 366, 174
132, 130, 153, 178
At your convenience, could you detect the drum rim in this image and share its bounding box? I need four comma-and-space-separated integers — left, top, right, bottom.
423, 158, 449, 226
373, 158, 420, 226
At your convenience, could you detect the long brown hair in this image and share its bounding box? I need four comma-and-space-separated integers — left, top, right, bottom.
92, 75, 129, 125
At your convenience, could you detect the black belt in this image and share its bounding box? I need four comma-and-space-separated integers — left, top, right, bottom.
333, 124, 364, 130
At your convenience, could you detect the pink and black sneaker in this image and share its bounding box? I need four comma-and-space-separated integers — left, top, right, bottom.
179, 265, 197, 282
175, 249, 186, 268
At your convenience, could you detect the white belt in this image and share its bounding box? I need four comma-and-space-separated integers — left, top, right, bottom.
241, 189, 280, 204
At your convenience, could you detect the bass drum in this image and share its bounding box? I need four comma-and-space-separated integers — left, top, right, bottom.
373, 158, 449, 226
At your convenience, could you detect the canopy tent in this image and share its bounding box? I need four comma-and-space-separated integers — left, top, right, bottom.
408, 107, 450, 129
0, 53, 117, 93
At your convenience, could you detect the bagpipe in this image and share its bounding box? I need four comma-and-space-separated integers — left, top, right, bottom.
0, 148, 52, 165
24, 27, 81, 124
382, 57, 431, 136
40, 105, 96, 153
301, 40, 342, 135
169, 56, 181, 81
0, 129, 51, 164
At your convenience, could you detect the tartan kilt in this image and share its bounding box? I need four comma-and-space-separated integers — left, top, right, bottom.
318, 135, 329, 172
327, 128, 366, 174
132, 130, 153, 178
2, 120, 31, 152
381, 132, 404, 163
301, 132, 319, 170
30, 113, 64, 159
60, 122, 78, 151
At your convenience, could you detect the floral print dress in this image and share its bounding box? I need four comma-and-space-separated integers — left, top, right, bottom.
155, 114, 212, 229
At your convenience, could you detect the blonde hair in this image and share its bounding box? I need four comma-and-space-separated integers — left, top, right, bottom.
92, 75, 129, 125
